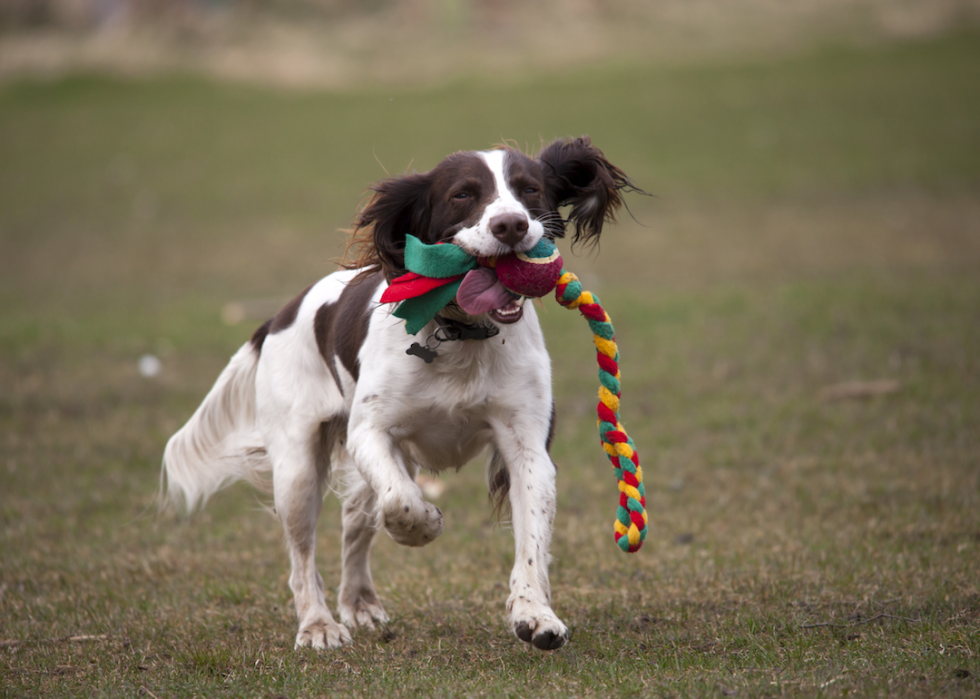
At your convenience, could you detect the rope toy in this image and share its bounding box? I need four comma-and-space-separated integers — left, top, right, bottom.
381, 237, 648, 553
553, 270, 648, 553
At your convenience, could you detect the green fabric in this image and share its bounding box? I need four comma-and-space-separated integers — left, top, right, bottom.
395, 236, 478, 334
394, 279, 464, 335
404, 235, 477, 278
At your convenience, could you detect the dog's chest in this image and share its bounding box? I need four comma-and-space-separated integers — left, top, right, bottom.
392, 401, 495, 472
357, 312, 550, 470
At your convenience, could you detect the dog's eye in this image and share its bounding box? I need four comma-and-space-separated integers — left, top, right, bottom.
453, 192, 469, 200
524, 187, 538, 195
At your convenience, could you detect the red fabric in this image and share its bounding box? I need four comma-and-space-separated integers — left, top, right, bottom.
630, 510, 646, 529
380, 272, 463, 304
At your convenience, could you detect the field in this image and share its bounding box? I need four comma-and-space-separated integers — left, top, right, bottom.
2, 26, 979, 697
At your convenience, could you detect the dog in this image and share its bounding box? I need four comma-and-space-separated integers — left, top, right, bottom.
163, 136, 634, 652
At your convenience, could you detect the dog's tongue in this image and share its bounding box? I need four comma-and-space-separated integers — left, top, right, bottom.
457, 267, 518, 315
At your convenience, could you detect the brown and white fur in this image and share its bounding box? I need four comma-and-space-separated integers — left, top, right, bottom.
162, 136, 633, 652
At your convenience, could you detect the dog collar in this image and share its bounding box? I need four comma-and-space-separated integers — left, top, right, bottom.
406, 315, 500, 363
432, 315, 501, 341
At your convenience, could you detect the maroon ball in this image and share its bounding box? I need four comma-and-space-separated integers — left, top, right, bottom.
495, 241, 563, 298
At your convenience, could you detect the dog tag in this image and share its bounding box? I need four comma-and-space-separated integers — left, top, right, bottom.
406, 342, 438, 363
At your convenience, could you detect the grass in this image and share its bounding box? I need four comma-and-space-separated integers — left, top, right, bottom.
2, 30, 979, 697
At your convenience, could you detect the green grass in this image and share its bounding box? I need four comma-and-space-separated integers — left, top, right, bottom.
2, 31, 980, 697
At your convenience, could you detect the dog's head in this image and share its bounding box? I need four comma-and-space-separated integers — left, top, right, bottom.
349, 136, 634, 322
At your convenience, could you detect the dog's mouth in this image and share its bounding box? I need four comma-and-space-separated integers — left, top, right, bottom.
455, 267, 527, 324
488, 297, 524, 324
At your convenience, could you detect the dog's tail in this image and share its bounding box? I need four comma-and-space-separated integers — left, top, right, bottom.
161, 342, 271, 514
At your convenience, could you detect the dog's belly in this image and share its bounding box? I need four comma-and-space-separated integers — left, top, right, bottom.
394, 408, 494, 472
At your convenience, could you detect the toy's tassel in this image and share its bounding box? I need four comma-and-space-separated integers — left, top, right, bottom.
555, 270, 648, 553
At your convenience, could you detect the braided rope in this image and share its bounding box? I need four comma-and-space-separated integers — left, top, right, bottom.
554, 270, 648, 553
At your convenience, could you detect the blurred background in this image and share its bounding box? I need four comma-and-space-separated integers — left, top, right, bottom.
2, 0, 979, 86
1, 2, 979, 695
3, 0, 979, 313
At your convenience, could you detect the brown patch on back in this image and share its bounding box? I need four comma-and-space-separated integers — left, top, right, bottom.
271, 284, 313, 334
249, 285, 313, 354
314, 302, 343, 390
333, 270, 382, 381
250, 319, 273, 354
314, 269, 383, 390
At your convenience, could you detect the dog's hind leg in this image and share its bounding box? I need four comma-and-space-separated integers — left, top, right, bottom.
272, 420, 351, 650
337, 460, 389, 629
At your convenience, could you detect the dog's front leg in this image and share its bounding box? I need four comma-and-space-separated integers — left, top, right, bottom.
495, 438, 569, 651
346, 413, 443, 548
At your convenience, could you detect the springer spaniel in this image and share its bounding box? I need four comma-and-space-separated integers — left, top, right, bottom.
163, 136, 634, 651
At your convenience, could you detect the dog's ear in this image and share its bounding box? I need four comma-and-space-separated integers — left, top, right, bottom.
538, 136, 633, 246
354, 173, 432, 279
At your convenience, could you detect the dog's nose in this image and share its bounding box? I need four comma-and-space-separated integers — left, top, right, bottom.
489, 213, 529, 249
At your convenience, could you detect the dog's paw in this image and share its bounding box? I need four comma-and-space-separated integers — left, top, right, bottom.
295, 614, 352, 650
381, 495, 444, 547
338, 588, 389, 630
510, 602, 569, 651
